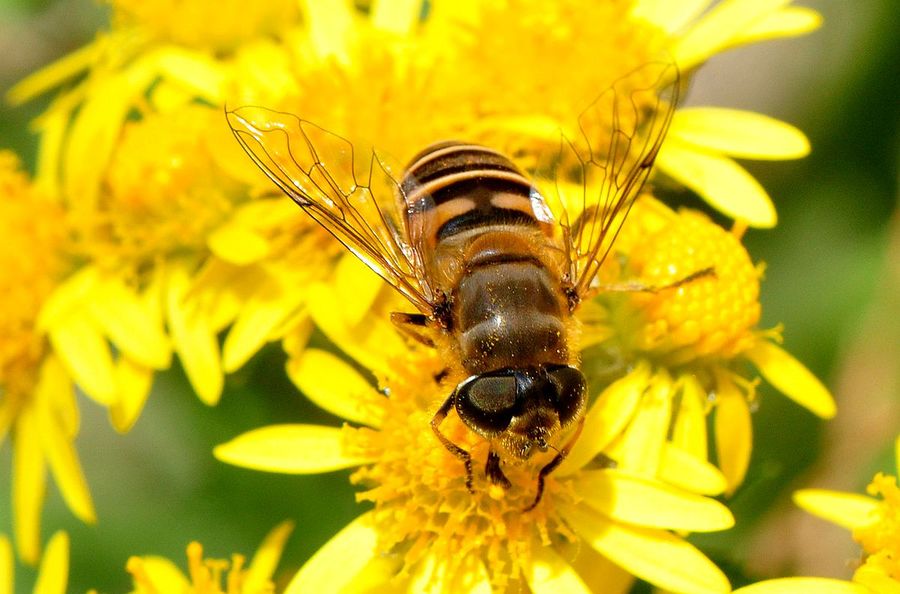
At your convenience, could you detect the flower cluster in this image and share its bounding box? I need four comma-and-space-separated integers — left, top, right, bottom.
0, 523, 292, 594
2, 0, 842, 592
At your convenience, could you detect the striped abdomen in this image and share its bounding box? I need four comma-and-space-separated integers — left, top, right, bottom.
402, 142, 571, 375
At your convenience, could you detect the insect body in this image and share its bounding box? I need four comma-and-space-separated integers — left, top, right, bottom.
401, 142, 587, 496
227, 62, 678, 509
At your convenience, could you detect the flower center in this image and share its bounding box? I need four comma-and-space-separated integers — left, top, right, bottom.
855, 473, 900, 581
619, 206, 761, 363
77, 106, 243, 272
346, 351, 577, 591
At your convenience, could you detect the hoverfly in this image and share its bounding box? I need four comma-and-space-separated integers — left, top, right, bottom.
226, 62, 679, 510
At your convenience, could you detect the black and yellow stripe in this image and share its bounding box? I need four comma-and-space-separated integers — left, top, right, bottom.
401, 142, 552, 243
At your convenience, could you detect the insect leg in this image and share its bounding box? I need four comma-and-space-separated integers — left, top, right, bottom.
484, 450, 512, 490
431, 393, 475, 493
524, 416, 586, 512
593, 266, 716, 296
391, 311, 436, 347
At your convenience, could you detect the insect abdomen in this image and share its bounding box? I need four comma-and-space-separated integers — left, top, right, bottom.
402, 142, 555, 252
455, 256, 568, 374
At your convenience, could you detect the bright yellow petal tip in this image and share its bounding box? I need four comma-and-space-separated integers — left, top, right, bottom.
214, 424, 373, 473
733, 577, 871, 594
746, 341, 837, 418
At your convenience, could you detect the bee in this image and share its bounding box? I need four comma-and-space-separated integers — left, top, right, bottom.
226, 62, 679, 510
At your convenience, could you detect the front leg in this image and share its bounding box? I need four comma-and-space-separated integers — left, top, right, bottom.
524, 416, 585, 511
431, 393, 474, 493
485, 450, 511, 490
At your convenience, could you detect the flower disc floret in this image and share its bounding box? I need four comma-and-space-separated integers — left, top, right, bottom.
627, 209, 761, 362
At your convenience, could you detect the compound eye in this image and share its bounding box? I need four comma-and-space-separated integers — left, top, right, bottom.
455, 374, 519, 435
547, 366, 586, 425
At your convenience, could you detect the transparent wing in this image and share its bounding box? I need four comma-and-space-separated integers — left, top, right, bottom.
226, 106, 436, 313
532, 61, 680, 298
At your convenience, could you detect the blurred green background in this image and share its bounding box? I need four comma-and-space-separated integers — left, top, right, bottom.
1, 0, 898, 592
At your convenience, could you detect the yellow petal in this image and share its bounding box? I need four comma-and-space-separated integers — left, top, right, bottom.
565, 542, 635, 594
88, 276, 172, 369
38, 266, 100, 331
559, 361, 651, 475
672, 374, 708, 460
149, 79, 195, 112
307, 283, 406, 375
208, 223, 271, 265
565, 505, 731, 594
335, 254, 386, 328
63, 71, 145, 210
36, 356, 77, 438
300, 0, 353, 61
287, 349, 384, 428
48, 313, 116, 405
188, 258, 263, 332
659, 443, 728, 496
616, 370, 673, 475
33, 532, 69, 594
372, 0, 424, 35
147, 47, 225, 103
745, 341, 836, 418
109, 358, 153, 433
166, 264, 223, 405
575, 470, 734, 532
337, 554, 403, 593
13, 408, 46, 565
733, 577, 870, 594
526, 544, 591, 594
214, 424, 372, 473
793, 489, 880, 531
670, 108, 810, 159
714, 373, 753, 494
656, 138, 776, 228
127, 556, 189, 592
222, 273, 307, 373
268, 304, 311, 343
674, 0, 791, 70
732, 7, 823, 46
408, 553, 492, 594
37, 405, 96, 523
853, 564, 900, 594
630, 0, 713, 34
0, 534, 11, 594
6, 40, 97, 104
244, 521, 295, 593
284, 514, 378, 594
34, 106, 67, 197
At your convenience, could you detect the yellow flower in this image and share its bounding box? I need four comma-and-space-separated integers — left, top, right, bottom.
213, 259, 733, 594
1, 531, 70, 594
127, 522, 293, 594
566, 197, 835, 495
37, 103, 255, 409
728, 437, 900, 594
1, 524, 292, 594
0, 154, 95, 564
